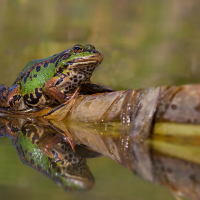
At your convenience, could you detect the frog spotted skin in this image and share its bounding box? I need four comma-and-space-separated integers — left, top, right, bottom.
0, 44, 103, 110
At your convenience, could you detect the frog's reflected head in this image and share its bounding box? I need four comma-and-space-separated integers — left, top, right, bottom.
56, 44, 103, 77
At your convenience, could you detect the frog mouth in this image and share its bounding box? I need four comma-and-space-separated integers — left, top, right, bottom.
72, 60, 101, 66
67, 52, 103, 68
66, 60, 102, 72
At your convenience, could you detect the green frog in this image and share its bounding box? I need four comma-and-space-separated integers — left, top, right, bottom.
0, 44, 103, 111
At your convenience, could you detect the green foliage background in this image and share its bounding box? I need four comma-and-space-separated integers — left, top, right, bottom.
0, 0, 198, 199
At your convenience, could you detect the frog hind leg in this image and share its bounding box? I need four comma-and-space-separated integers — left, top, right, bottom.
0, 84, 26, 110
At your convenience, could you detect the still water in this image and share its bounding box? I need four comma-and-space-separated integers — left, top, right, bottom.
0, 0, 200, 200
0, 119, 174, 200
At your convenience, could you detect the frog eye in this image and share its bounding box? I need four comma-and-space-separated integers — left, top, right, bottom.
73, 45, 84, 53
84, 44, 95, 50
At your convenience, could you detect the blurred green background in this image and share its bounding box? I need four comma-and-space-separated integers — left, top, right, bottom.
0, 0, 199, 199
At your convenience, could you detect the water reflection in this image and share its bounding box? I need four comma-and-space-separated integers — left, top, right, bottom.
0, 113, 200, 200
0, 117, 95, 191
0, 82, 199, 199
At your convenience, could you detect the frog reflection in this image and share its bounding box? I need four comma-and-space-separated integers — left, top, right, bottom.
0, 117, 97, 191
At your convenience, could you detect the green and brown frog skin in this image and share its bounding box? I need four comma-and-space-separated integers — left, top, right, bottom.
0, 44, 103, 111
0, 117, 96, 191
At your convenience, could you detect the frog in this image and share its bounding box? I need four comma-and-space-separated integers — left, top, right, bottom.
0, 44, 103, 112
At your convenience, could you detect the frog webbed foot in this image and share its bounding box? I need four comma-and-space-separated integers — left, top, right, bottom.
44, 87, 80, 116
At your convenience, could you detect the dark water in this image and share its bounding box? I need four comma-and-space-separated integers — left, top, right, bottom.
0, 0, 200, 199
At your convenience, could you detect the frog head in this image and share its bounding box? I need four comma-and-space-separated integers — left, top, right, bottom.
56, 44, 103, 82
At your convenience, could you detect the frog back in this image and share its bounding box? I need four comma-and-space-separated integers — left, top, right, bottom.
15, 52, 63, 96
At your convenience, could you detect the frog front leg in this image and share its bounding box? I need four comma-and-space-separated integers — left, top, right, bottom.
43, 73, 80, 115
43, 73, 79, 104
0, 84, 26, 110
